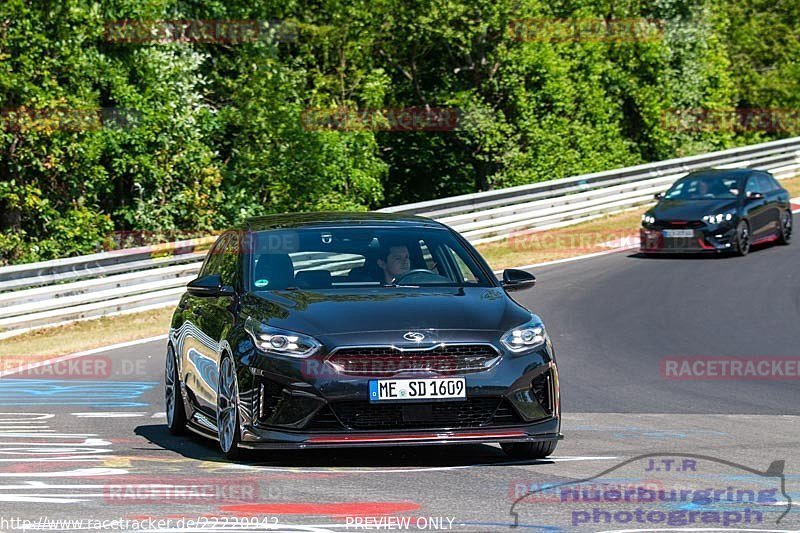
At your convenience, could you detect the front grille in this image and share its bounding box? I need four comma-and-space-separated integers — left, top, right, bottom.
306, 406, 341, 430
314, 397, 522, 431
326, 345, 499, 377
661, 236, 704, 249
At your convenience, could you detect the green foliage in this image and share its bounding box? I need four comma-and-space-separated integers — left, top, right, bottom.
0, 0, 797, 264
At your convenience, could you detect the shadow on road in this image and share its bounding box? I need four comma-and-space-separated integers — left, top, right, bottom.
135, 423, 555, 468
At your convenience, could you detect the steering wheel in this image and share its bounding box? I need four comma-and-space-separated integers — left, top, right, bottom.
392, 269, 449, 285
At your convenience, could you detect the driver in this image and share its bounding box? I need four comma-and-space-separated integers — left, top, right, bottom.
377, 242, 411, 284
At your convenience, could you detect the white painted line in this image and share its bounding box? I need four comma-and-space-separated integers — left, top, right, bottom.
0, 413, 54, 420
71, 412, 145, 418
493, 246, 637, 275
0, 495, 88, 503
0, 433, 98, 438
0, 468, 126, 477
0, 438, 109, 446
67, 334, 168, 357
0, 458, 110, 462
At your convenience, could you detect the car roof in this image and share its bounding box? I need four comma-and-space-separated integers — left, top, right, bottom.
244, 211, 448, 231
683, 168, 759, 181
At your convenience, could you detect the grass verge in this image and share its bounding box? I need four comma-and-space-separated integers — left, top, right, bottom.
476, 208, 645, 271
781, 175, 800, 197
0, 307, 173, 362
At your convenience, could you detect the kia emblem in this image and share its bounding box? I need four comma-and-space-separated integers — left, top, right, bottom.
403, 331, 425, 342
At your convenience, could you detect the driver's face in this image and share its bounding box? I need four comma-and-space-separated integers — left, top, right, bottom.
378, 246, 410, 282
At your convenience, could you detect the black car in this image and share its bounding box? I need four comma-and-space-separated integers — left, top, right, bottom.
640, 169, 792, 255
166, 212, 561, 459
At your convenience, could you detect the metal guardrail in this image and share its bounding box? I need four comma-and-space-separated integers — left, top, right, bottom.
1, 136, 799, 338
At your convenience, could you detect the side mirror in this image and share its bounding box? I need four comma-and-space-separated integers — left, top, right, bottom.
746, 191, 764, 200
187, 274, 234, 297
501, 269, 536, 292
654, 192, 664, 200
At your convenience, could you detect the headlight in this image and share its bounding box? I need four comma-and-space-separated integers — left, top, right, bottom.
501, 316, 547, 353
702, 211, 735, 225
641, 214, 656, 225
245, 317, 321, 358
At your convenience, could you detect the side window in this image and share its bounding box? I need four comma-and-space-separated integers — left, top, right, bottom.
442, 244, 478, 283
218, 232, 240, 287
745, 176, 760, 195
760, 173, 779, 192
200, 234, 229, 277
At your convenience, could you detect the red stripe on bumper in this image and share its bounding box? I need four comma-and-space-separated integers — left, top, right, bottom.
697, 238, 715, 250
307, 430, 527, 444
753, 234, 779, 245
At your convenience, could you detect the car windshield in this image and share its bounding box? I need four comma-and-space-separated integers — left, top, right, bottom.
247, 226, 492, 290
663, 175, 740, 200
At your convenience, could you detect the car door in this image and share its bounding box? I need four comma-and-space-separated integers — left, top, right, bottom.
758, 172, 784, 236
192, 231, 241, 413
179, 233, 235, 415
178, 234, 225, 417
743, 174, 771, 239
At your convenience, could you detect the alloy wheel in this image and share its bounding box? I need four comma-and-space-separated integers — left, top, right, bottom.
737, 221, 750, 256
781, 212, 792, 243
217, 357, 239, 454
165, 345, 186, 434
165, 349, 176, 427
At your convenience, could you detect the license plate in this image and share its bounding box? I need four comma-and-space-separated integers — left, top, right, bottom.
663, 229, 694, 238
369, 378, 466, 401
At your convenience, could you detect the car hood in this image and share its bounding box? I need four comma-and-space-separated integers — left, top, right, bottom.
650, 199, 738, 221
242, 287, 532, 343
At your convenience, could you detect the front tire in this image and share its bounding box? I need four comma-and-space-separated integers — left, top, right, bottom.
501, 440, 558, 460
165, 345, 187, 435
217, 355, 243, 460
777, 210, 792, 245
734, 220, 751, 256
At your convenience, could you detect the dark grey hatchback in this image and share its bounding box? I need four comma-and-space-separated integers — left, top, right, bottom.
166, 212, 561, 459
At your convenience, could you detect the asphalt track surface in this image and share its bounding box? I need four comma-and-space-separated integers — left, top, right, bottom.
0, 240, 798, 532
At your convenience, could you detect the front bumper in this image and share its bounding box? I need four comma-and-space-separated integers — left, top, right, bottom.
231, 340, 561, 448
239, 419, 562, 449
640, 226, 737, 253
